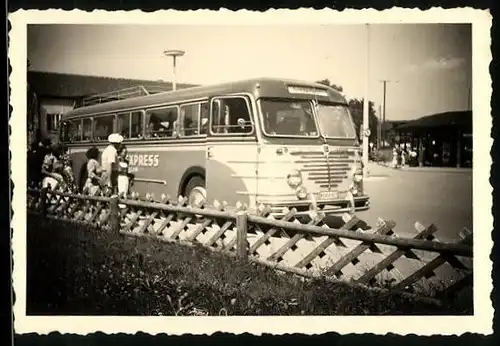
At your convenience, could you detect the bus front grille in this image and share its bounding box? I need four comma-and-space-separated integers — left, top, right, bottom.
291, 150, 354, 190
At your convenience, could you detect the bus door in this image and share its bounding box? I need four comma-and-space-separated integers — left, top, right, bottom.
205, 95, 259, 208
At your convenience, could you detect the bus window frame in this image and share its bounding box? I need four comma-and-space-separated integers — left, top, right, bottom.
117, 109, 146, 140
61, 118, 82, 143
130, 110, 146, 140
179, 101, 207, 138
144, 105, 181, 139
81, 117, 93, 143
116, 111, 131, 139
256, 98, 321, 140
92, 113, 117, 142
209, 95, 255, 137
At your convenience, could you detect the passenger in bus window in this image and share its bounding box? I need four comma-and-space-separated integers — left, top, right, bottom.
130, 112, 143, 139
117, 114, 130, 139
200, 118, 208, 134
77, 123, 83, 141
146, 121, 156, 138
82, 120, 92, 140
200, 103, 209, 135
222, 105, 230, 133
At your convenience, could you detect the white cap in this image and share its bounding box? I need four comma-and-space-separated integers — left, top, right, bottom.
108, 133, 124, 144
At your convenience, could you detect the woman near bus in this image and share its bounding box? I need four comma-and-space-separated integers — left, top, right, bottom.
83, 146, 104, 196
41, 143, 65, 190
116, 144, 131, 200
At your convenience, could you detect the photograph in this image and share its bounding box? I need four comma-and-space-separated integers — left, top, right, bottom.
10, 8, 493, 336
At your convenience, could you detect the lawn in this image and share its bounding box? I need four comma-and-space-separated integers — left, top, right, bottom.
25, 214, 472, 316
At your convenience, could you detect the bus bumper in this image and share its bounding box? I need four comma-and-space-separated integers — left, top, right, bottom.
263, 195, 370, 217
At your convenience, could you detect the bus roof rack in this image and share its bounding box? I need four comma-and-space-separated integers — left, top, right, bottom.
78, 85, 152, 108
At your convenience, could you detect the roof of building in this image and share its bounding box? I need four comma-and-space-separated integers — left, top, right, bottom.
383, 120, 408, 131
27, 71, 199, 99
396, 110, 472, 131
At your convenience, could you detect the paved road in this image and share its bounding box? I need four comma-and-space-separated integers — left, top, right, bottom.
360, 163, 473, 242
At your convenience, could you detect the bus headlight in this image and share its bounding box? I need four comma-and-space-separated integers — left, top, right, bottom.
287, 169, 303, 188
296, 185, 308, 199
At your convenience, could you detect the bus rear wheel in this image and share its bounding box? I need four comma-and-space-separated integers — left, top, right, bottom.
184, 176, 207, 208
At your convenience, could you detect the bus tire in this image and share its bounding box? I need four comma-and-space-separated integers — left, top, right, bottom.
184, 176, 206, 208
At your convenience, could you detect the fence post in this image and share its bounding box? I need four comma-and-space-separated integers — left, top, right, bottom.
109, 195, 120, 233
236, 211, 248, 259
40, 187, 48, 215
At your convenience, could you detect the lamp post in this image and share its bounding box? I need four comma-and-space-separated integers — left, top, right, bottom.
163, 49, 185, 91
362, 24, 370, 177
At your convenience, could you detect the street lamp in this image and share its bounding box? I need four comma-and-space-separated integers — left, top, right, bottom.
163, 49, 185, 91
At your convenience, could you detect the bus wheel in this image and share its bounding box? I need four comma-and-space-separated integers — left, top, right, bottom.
185, 176, 207, 208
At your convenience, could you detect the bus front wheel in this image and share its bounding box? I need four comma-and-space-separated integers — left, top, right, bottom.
184, 176, 207, 208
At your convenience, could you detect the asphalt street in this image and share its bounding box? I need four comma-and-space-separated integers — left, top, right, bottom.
360, 163, 473, 242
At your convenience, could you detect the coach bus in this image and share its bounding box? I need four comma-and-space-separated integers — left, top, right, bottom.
59, 78, 370, 216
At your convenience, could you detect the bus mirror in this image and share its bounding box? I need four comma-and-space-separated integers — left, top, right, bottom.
237, 118, 246, 128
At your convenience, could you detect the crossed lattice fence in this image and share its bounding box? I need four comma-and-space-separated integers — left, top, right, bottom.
26, 188, 473, 297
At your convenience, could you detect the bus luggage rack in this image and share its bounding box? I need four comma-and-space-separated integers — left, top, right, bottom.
78, 85, 152, 108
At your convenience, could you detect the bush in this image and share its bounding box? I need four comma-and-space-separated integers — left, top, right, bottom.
26, 215, 472, 316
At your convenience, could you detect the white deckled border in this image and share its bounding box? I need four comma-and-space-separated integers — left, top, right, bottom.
9, 7, 493, 336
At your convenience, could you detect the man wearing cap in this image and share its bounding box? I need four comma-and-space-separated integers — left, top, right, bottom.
101, 133, 123, 194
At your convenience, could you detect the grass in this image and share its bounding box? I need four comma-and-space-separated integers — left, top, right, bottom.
26, 214, 473, 316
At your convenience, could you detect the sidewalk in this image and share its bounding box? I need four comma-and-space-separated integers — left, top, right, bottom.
369, 161, 472, 174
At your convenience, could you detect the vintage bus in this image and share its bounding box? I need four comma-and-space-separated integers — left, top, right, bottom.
60, 78, 370, 216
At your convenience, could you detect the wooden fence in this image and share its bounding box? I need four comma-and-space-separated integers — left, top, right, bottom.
26, 188, 473, 297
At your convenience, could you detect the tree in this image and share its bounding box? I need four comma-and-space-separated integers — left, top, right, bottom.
348, 98, 379, 145
316, 79, 343, 93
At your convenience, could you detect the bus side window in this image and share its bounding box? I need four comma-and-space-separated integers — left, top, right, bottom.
200, 102, 209, 135
62, 120, 79, 142
117, 112, 130, 139
146, 107, 178, 138
211, 97, 253, 135
130, 111, 143, 139
94, 115, 115, 141
82, 118, 92, 141
180, 103, 200, 136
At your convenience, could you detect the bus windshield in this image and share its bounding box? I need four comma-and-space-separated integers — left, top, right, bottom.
260, 99, 318, 137
260, 99, 356, 139
316, 103, 357, 139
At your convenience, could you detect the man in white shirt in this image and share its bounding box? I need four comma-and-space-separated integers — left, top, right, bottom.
101, 133, 123, 193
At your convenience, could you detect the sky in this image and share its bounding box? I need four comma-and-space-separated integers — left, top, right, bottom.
27, 24, 472, 121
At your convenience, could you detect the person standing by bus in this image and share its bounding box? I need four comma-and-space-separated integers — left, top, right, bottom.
101, 133, 123, 195
83, 146, 103, 196
116, 144, 131, 201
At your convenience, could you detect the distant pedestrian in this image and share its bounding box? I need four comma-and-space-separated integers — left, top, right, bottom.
101, 133, 123, 195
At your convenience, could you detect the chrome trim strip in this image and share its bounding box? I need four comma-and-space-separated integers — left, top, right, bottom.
133, 178, 167, 185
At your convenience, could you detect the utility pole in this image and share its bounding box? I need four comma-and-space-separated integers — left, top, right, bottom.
377, 104, 382, 150
380, 79, 389, 147
362, 23, 370, 177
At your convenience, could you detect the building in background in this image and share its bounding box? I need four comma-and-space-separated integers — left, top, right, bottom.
27, 71, 197, 144
395, 110, 472, 168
